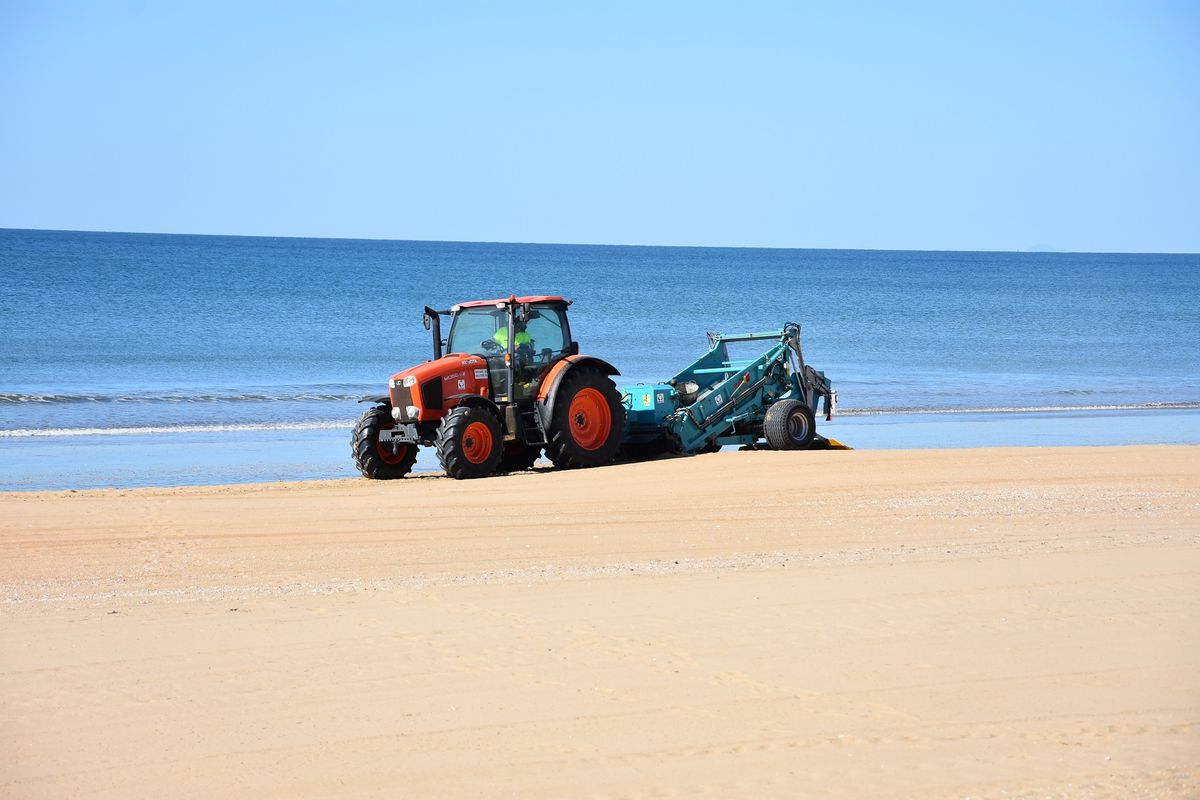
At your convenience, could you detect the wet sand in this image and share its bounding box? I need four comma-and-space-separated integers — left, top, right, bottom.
2, 445, 1198, 798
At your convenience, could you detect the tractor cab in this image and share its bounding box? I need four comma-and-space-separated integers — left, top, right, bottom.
444, 298, 574, 403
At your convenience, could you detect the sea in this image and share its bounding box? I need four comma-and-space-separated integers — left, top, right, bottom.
2, 228, 1198, 491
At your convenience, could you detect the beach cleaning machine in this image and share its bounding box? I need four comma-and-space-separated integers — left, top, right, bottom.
620, 323, 840, 456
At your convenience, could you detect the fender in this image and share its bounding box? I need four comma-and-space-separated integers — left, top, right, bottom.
536, 354, 621, 426
453, 394, 503, 420
359, 395, 390, 405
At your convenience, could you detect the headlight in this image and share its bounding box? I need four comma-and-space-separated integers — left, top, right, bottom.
402, 375, 418, 388
406, 405, 420, 419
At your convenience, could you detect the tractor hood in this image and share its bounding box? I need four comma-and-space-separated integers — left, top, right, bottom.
388, 354, 491, 421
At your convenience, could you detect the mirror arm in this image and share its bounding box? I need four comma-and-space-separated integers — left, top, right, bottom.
424, 306, 443, 360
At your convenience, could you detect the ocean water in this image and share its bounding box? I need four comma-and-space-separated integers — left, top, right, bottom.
2, 228, 1198, 489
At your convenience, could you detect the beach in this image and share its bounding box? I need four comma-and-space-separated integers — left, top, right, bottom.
2, 444, 1198, 798
5, 1, 1199, 796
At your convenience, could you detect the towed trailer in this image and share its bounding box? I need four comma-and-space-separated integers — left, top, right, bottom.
620, 323, 843, 455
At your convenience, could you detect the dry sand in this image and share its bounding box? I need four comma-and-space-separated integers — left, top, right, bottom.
2, 445, 1198, 798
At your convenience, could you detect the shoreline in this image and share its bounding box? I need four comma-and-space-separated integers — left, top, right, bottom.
3, 406, 1200, 493
0, 440, 1192, 500
4, 401, 1198, 437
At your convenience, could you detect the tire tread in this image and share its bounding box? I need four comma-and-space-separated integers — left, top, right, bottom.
435, 406, 503, 479
351, 406, 417, 479
763, 399, 816, 451
544, 366, 625, 469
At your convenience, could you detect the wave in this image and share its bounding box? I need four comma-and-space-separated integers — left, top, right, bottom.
0, 388, 373, 404
0, 420, 357, 438
1, 402, 1197, 438
838, 401, 1200, 416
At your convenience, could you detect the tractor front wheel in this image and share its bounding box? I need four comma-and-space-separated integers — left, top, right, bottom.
351, 405, 418, 479
435, 405, 503, 479
545, 367, 624, 469
763, 399, 816, 451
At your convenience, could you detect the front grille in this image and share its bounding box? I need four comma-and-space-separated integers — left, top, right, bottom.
420, 379, 443, 410
389, 384, 414, 419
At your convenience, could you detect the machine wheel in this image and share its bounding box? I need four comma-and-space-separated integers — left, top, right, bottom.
545, 366, 625, 469
435, 406, 503, 479
497, 445, 542, 473
351, 405, 418, 479
763, 400, 816, 451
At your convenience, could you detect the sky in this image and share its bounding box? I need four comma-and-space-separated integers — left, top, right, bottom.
1, 1, 1197, 252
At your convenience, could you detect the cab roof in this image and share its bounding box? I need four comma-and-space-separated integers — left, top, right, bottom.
453, 295, 567, 309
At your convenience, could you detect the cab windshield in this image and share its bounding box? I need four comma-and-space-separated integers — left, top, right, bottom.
446, 308, 506, 356
446, 304, 570, 364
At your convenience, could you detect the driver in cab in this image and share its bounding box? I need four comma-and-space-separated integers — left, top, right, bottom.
486, 316, 541, 386
485, 318, 538, 393
489, 323, 532, 354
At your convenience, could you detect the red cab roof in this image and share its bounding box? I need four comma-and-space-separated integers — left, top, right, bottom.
454, 295, 567, 309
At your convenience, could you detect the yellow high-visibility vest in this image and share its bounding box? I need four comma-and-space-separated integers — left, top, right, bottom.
493, 328, 532, 349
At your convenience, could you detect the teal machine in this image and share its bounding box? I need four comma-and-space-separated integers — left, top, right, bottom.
621, 323, 837, 454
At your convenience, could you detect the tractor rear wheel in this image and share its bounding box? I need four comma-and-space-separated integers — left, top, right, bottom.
763, 399, 816, 451
435, 405, 503, 479
498, 444, 542, 473
351, 405, 418, 479
545, 366, 624, 469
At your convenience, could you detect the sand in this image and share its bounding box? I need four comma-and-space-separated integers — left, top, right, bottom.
1, 444, 1198, 798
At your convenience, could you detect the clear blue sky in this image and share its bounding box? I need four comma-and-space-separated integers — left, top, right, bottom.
2, 1, 1197, 252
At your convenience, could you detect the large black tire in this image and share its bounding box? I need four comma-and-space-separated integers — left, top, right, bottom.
763, 399, 816, 451
435, 405, 503, 479
497, 445, 542, 473
545, 366, 625, 469
351, 405, 418, 479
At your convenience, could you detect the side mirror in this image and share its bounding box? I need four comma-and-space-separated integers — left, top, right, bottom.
422, 313, 432, 331
516, 303, 531, 324
568, 341, 580, 355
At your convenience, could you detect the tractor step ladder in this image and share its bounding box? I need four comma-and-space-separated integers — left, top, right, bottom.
520, 407, 547, 445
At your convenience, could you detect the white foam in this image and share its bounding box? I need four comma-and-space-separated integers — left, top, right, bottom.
0, 390, 367, 404
0, 420, 357, 438
2, 403, 1197, 439
838, 402, 1200, 416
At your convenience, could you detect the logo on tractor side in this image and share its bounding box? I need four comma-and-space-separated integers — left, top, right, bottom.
457, 379, 466, 390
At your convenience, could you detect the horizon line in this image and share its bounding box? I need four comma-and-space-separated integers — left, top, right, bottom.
2, 226, 1197, 257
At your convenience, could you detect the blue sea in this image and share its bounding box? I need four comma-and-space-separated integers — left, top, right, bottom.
2, 228, 1198, 490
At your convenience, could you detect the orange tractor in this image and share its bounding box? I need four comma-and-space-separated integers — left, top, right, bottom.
352, 295, 624, 479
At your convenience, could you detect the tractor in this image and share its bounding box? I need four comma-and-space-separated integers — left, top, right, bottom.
352, 295, 624, 480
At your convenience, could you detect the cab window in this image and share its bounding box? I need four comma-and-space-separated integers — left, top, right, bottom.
522, 305, 569, 360
446, 308, 505, 356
